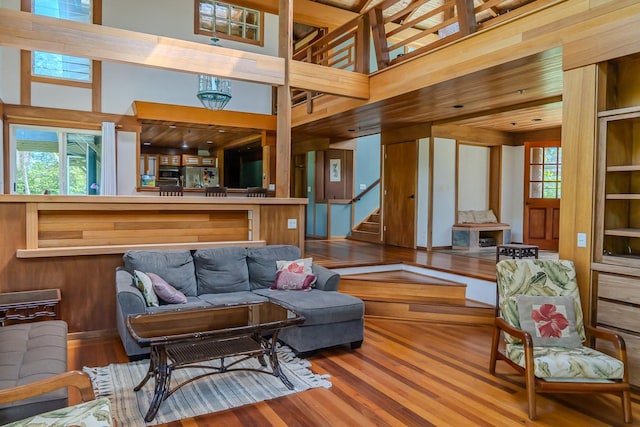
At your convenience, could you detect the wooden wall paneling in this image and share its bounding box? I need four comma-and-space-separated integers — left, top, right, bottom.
513, 127, 562, 145
2, 119, 9, 194
559, 64, 599, 323
259, 204, 304, 247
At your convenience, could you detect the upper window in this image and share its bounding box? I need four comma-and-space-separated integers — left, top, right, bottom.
196, 1, 263, 46
32, 0, 92, 82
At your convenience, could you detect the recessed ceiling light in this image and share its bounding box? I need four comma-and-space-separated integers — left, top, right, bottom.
517, 89, 526, 95
532, 118, 542, 122
511, 122, 518, 126
347, 128, 356, 132
453, 104, 464, 109
181, 141, 188, 149
143, 142, 151, 146
207, 140, 213, 144
169, 125, 177, 129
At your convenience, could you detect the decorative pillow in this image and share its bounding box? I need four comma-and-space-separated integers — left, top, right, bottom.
457, 210, 476, 224
270, 270, 317, 291
147, 272, 187, 304
472, 209, 498, 223
276, 257, 313, 274
134, 270, 159, 307
516, 295, 582, 348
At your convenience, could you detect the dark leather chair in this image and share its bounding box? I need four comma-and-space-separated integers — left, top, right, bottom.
159, 185, 183, 196
205, 186, 227, 197
247, 187, 267, 197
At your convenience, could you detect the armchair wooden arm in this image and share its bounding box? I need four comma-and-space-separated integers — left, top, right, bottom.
585, 325, 629, 371
494, 317, 534, 346
0, 370, 95, 405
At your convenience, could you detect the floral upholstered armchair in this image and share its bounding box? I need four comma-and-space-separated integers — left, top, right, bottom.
489, 259, 632, 423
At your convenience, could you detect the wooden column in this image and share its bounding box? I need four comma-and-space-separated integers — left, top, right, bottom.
559, 64, 599, 323
262, 131, 276, 189
489, 145, 502, 221
276, 0, 293, 198
217, 148, 225, 186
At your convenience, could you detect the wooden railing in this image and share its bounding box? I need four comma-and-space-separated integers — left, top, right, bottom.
291, 0, 562, 105
350, 179, 381, 235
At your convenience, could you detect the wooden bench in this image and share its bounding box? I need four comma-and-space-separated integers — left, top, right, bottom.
452, 223, 511, 250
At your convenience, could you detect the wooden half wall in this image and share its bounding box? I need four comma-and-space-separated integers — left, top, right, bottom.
0, 195, 307, 336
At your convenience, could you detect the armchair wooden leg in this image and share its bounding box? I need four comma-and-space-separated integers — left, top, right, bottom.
525, 368, 537, 420
489, 325, 500, 375
622, 390, 633, 423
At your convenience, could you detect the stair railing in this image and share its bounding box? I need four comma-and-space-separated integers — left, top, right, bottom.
350, 178, 381, 232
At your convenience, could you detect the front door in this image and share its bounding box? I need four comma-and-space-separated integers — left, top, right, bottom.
523, 141, 561, 251
383, 141, 417, 248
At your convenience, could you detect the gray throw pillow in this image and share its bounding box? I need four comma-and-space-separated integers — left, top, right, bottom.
194, 247, 250, 294
123, 250, 197, 296
246, 245, 301, 290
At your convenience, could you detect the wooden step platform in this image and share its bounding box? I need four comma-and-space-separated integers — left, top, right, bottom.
340, 270, 494, 325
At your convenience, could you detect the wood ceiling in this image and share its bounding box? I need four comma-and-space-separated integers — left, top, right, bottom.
288, 0, 563, 142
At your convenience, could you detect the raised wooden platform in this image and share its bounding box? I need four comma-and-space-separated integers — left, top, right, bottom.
340, 270, 494, 325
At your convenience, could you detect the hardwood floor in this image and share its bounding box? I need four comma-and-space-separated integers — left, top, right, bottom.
65, 240, 639, 426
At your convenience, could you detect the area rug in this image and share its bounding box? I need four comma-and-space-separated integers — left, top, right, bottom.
83, 345, 331, 426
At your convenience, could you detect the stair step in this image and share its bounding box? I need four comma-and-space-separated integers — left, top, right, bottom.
369, 213, 380, 222
358, 222, 380, 232
348, 230, 381, 244
340, 269, 494, 325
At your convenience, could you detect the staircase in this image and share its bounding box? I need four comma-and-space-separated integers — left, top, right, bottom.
340, 270, 494, 325
348, 209, 382, 244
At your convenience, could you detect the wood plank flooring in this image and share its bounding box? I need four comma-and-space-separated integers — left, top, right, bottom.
65, 240, 640, 426
69, 319, 640, 426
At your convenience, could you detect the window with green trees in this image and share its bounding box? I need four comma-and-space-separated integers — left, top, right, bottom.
12, 126, 102, 195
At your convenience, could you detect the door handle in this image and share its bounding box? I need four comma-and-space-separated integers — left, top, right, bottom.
409, 194, 415, 199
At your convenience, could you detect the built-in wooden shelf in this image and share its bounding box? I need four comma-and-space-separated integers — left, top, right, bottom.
604, 228, 640, 238
606, 165, 640, 172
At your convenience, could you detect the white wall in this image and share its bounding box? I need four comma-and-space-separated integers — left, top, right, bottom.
416, 137, 430, 247
432, 137, 456, 247
116, 131, 138, 195
458, 144, 489, 211
501, 145, 524, 242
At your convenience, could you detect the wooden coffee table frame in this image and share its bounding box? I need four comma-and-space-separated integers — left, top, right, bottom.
126, 302, 305, 422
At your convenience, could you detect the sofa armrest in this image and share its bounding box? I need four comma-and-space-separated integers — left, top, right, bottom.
115, 267, 145, 316
312, 264, 340, 291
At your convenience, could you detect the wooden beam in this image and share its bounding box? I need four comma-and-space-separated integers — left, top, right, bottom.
432, 124, 514, 146
132, 101, 277, 131
289, 61, 369, 100
369, 7, 390, 70
276, 0, 293, 198
456, 0, 478, 36
292, 137, 331, 155
562, 1, 640, 70
381, 123, 431, 145
0, 8, 284, 86
355, 14, 371, 75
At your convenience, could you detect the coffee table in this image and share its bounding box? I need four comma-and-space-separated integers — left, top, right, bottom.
126, 301, 305, 422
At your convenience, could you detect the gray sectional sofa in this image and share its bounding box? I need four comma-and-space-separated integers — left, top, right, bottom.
0, 320, 68, 424
116, 245, 364, 358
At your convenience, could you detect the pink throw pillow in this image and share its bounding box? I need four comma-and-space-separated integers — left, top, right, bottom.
147, 272, 188, 304
270, 270, 316, 291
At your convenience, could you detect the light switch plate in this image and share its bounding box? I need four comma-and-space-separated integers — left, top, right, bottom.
359, 184, 366, 190
577, 232, 587, 247
287, 219, 297, 229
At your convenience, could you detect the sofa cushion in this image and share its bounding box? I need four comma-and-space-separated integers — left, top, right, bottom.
145, 297, 209, 313
254, 289, 364, 326
148, 272, 188, 304
0, 321, 68, 411
197, 291, 269, 306
123, 250, 197, 297
271, 271, 316, 291
194, 247, 250, 294
247, 245, 301, 290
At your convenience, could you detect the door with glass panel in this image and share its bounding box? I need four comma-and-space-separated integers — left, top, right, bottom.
523, 141, 561, 251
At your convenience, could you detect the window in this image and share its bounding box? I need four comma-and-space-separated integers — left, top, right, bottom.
32, 0, 92, 82
11, 125, 102, 195
196, 1, 263, 46
529, 146, 562, 199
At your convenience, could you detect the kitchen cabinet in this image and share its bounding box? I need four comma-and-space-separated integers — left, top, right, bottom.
592, 54, 640, 388
182, 154, 201, 166
159, 155, 181, 166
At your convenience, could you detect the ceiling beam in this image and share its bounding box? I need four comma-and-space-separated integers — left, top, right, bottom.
0, 9, 284, 86
432, 124, 515, 146
133, 101, 277, 130
289, 62, 370, 99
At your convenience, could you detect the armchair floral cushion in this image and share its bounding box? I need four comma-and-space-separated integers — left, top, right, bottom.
496, 259, 624, 380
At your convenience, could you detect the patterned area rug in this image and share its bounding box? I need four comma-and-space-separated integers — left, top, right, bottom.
84, 346, 331, 426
